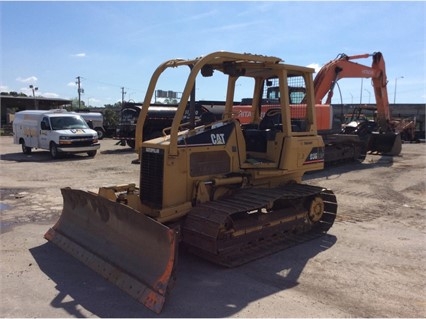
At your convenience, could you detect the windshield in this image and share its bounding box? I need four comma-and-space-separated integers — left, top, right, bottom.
50, 116, 89, 130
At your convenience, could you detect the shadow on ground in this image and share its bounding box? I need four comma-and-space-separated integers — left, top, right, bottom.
0, 151, 96, 163
304, 154, 395, 181
30, 234, 336, 317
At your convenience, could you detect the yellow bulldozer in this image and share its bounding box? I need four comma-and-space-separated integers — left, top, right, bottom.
45, 51, 338, 313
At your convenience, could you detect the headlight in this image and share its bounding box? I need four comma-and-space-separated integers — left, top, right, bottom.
59, 136, 72, 144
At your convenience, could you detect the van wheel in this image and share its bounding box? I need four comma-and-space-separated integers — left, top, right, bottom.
95, 128, 104, 140
50, 142, 60, 159
87, 150, 97, 157
21, 140, 32, 154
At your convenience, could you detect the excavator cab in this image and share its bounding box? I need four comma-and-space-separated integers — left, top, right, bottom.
45, 52, 337, 313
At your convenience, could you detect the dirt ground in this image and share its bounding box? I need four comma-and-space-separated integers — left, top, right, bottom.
0, 136, 425, 318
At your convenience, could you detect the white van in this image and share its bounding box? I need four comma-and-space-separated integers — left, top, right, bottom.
13, 109, 100, 159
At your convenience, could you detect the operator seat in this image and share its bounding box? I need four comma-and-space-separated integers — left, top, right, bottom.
259, 108, 282, 131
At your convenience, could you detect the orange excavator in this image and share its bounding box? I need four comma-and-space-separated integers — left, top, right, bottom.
314, 51, 403, 155
234, 51, 403, 159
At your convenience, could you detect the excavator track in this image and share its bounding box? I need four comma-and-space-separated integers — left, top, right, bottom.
182, 184, 337, 267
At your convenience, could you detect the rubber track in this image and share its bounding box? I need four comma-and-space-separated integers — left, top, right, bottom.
182, 184, 337, 267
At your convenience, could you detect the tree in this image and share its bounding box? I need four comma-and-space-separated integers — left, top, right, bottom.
103, 102, 122, 128
163, 98, 179, 104
68, 98, 87, 111
103, 108, 119, 128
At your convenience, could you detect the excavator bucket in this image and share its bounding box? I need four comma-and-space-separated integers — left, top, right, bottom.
368, 132, 402, 156
44, 188, 178, 313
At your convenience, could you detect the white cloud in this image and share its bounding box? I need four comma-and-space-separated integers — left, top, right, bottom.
0, 85, 9, 92
71, 53, 86, 58
43, 92, 60, 98
67, 81, 77, 87
306, 63, 321, 73
16, 76, 38, 83
87, 97, 101, 105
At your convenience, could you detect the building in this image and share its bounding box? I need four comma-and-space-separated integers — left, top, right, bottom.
0, 94, 72, 126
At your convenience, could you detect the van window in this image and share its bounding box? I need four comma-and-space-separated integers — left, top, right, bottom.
50, 116, 90, 130
41, 117, 51, 130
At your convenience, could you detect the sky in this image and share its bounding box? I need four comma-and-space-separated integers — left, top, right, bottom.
1, 1, 425, 107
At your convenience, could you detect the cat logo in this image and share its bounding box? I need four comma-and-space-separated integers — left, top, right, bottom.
211, 133, 226, 145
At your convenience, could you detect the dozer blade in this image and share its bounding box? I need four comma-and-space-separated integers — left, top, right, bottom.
368, 132, 402, 156
44, 188, 177, 314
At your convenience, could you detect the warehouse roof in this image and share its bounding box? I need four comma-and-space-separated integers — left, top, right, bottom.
0, 95, 72, 124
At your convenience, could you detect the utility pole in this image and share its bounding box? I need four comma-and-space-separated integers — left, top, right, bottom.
394, 76, 404, 104
121, 87, 127, 105
76, 76, 84, 109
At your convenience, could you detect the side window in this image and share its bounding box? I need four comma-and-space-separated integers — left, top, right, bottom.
41, 117, 51, 130
266, 86, 280, 101
289, 89, 306, 104
288, 75, 309, 133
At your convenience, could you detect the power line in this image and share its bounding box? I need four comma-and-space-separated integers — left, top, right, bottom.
83, 77, 123, 89
74, 76, 146, 106
84, 77, 145, 97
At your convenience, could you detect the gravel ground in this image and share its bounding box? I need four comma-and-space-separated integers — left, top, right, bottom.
0, 136, 425, 318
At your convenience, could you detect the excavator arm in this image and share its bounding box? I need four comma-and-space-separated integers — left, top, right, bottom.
314, 52, 390, 131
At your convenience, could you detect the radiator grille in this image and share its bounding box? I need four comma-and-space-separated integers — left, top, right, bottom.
140, 148, 164, 208
60, 135, 97, 147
